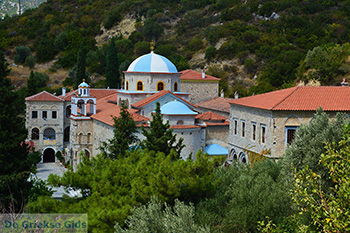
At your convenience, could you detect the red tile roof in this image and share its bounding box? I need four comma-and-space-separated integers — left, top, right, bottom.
26, 91, 63, 102
132, 90, 171, 108
132, 90, 196, 109
90, 94, 149, 126
197, 97, 231, 113
196, 111, 227, 121
205, 121, 230, 126
171, 125, 202, 129
180, 69, 219, 81
60, 89, 118, 101
229, 86, 350, 111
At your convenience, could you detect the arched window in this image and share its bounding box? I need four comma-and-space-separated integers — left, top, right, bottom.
78, 133, 83, 144
87, 133, 92, 144
31, 128, 39, 140
43, 128, 56, 140
239, 152, 247, 164
157, 82, 164, 91
64, 127, 70, 142
84, 149, 90, 159
137, 81, 143, 91
126, 81, 129, 90
174, 82, 178, 92
65, 105, 71, 117
177, 120, 184, 125
77, 100, 85, 115
86, 99, 95, 115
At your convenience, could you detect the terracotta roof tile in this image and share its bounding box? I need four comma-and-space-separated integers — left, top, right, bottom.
170, 125, 201, 129
229, 86, 350, 111
195, 111, 227, 121
180, 69, 219, 81
26, 91, 63, 102
91, 95, 149, 126
60, 89, 118, 101
197, 97, 231, 113
205, 121, 230, 126
132, 90, 171, 108
132, 90, 196, 109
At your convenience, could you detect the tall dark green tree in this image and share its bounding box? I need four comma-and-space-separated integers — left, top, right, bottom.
101, 103, 138, 159
141, 102, 184, 158
27, 71, 49, 96
0, 51, 40, 212
75, 47, 88, 87
105, 39, 120, 88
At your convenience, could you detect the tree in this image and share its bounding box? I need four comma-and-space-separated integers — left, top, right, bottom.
24, 55, 36, 69
115, 198, 210, 233
105, 39, 120, 89
101, 103, 138, 159
14, 46, 31, 64
0, 51, 40, 212
141, 102, 184, 158
292, 125, 350, 232
27, 151, 215, 232
141, 19, 164, 41
75, 47, 88, 86
27, 71, 49, 96
283, 110, 347, 179
196, 160, 292, 233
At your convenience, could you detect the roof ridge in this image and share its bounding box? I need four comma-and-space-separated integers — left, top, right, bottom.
26, 90, 63, 101
271, 86, 300, 110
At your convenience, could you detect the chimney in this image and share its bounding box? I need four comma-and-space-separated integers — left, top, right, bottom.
234, 91, 239, 99
62, 87, 66, 96
201, 70, 205, 79
220, 90, 224, 97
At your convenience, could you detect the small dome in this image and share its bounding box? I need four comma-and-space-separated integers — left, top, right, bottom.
79, 81, 89, 88
204, 144, 228, 156
160, 101, 197, 115
127, 52, 178, 73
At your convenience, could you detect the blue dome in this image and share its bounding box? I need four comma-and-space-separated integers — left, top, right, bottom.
78, 81, 89, 88
204, 144, 228, 156
160, 101, 197, 115
127, 52, 178, 73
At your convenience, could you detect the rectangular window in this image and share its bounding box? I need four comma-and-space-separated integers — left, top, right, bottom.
252, 124, 256, 141
286, 126, 298, 144
242, 121, 245, 137
52, 111, 57, 119
234, 120, 238, 135
261, 125, 266, 144
42, 111, 47, 119
32, 111, 38, 119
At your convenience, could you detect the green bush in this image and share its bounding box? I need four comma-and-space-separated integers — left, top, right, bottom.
25, 55, 36, 69
14, 46, 31, 64
205, 46, 216, 61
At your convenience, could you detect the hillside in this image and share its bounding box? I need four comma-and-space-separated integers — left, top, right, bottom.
1, 0, 350, 96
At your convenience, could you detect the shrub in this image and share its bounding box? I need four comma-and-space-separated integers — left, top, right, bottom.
25, 55, 36, 69
14, 46, 31, 64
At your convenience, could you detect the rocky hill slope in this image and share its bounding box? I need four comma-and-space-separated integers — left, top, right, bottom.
1, 0, 350, 96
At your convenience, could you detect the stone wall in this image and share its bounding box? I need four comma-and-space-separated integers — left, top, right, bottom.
228, 104, 273, 161
26, 101, 65, 162
173, 127, 205, 160
206, 125, 229, 145
181, 81, 218, 104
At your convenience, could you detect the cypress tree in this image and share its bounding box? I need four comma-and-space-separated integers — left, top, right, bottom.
75, 47, 88, 87
101, 103, 138, 159
141, 102, 184, 158
105, 39, 120, 89
0, 51, 40, 212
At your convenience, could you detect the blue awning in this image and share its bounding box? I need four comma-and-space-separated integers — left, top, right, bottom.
204, 144, 228, 156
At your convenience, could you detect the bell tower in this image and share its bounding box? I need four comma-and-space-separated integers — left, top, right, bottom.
71, 81, 96, 120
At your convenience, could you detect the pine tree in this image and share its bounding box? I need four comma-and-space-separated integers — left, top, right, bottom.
0, 51, 40, 212
101, 103, 138, 159
105, 39, 120, 89
141, 102, 184, 158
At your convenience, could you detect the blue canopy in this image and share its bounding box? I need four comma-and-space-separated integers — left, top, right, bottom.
204, 144, 228, 156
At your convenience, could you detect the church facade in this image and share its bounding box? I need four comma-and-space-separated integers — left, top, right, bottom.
25, 52, 229, 169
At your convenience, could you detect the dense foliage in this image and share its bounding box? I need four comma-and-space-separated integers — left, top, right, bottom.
27, 151, 215, 232
0, 50, 41, 212
2, 1, 350, 94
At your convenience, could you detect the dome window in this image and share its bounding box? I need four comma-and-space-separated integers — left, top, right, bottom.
157, 82, 164, 91
137, 81, 143, 91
